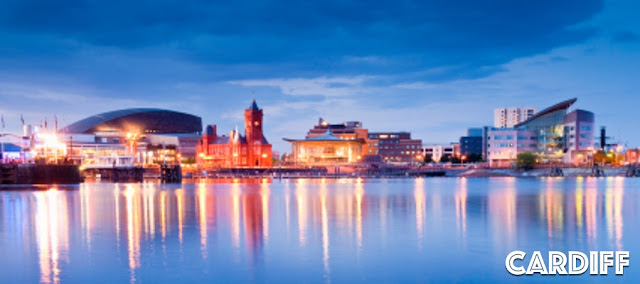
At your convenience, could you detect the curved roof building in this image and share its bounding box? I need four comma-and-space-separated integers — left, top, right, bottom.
61, 108, 202, 134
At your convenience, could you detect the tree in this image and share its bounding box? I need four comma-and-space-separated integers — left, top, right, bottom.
423, 154, 433, 164
440, 154, 451, 163
516, 152, 537, 170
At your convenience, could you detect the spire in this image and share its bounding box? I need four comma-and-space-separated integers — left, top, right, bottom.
326, 128, 334, 136
249, 99, 259, 111
233, 125, 240, 141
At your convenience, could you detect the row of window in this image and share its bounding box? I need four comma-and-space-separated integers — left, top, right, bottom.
487, 143, 536, 148
380, 150, 420, 155
490, 136, 537, 140
380, 145, 420, 149
568, 126, 592, 131
370, 134, 401, 139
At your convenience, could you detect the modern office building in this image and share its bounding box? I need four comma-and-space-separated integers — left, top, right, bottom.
482, 98, 596, 166
483, 127, 538, 167
197, 100, 273, 168
494, 107, 537, 128
513, 98, 595, 163
563, 109, 595, 164
460, 128, 483, 157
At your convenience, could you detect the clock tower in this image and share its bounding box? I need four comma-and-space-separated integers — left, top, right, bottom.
244, 99, 264, 144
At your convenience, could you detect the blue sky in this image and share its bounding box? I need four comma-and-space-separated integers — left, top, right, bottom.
0, 0, 638, 152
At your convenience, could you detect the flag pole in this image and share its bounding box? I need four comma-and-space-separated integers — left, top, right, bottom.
1, 114, 5, 164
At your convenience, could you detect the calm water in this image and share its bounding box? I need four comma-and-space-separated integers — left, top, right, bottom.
1, 177, 639, 283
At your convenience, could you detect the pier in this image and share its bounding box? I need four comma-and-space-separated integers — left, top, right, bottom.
0, 163, 82, 185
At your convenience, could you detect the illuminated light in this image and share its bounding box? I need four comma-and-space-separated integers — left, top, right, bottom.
198, 184, 208, 259
320, 182, 330, 275
176, 189, 184, 244
261, 153, 268, 158
231, 183, 241, 249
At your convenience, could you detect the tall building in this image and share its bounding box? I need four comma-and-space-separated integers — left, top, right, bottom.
494, 107, 537, 128
197, 100, 273, 168
483, 98, 595, 166
563, 109, 595, 164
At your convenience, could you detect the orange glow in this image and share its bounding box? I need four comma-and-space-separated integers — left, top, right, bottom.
198, 184, 208, 259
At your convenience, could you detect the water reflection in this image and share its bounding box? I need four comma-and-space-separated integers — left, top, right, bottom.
0, 177, 639, 283
35, 188, 70, 284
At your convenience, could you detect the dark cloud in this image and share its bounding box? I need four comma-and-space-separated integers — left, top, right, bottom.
0, 0, 603, 82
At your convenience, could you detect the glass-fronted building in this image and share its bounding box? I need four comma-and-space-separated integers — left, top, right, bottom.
514, 98, 578, 162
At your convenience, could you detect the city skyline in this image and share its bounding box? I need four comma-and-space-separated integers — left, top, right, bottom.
1, 0, 639, 152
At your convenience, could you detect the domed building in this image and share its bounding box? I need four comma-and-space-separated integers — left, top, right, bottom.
57, 108, 203, 165
61, 108, 202, 134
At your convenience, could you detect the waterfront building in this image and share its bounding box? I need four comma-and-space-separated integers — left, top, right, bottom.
196, 100, 273, 168
563, 110, 595, 165
514, 98, 595, 163
60, 108, 203, 166
460, 128, 483, 157
483, 127, 538, 167
422, 144, 456, 163
306, 119, 378, 156
626, 148, 640, 164
368, 132, 422, 163
284, 129, 364, 165
295, 118, 422, 165
481, 98, 596, 166
494, 107, 537, 128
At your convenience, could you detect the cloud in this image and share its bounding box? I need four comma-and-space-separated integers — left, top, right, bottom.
0, 0, 604, 82
228, 76, 371, 97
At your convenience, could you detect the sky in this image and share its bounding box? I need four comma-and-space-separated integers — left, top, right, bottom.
0, 0, 639, 152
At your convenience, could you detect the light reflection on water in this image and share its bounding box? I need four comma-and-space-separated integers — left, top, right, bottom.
0, 177, 638, 283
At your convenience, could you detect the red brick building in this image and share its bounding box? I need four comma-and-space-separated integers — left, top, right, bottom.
197, 100, 272, 168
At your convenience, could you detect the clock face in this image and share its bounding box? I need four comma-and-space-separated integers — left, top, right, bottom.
254, 121, 259, 126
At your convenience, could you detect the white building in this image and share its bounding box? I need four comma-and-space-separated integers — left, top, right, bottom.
483, 127, 537, 167
494, 107, 537, 128
422, 144, 456, 162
